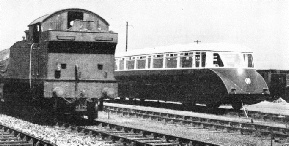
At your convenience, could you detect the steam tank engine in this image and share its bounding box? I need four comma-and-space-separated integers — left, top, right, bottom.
0, 8, 118, 120
115, 43, 269, 110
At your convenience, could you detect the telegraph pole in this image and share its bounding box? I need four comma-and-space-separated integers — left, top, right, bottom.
126, 22, 128, 52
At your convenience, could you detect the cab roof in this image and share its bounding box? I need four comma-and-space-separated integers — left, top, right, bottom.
28, 8, 109, 26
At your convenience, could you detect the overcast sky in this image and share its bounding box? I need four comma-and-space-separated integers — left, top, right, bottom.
0, 0, 288, 69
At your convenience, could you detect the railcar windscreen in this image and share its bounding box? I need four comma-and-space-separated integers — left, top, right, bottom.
219, 53, 244, 68
213, 53, 224, 67
243, 54, 254, 68
48, 41, 116, 54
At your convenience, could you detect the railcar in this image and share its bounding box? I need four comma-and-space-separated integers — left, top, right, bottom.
115, 43, 269, 110
0, 8, 118, 120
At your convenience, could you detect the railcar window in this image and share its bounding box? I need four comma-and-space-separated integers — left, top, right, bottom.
165, 54, 177, 68
195, 52, 200, 67
180, 52, 193, 68
114, 60, 118, 70
213, 53, 224, 67
126, 57, 135, 70
147, 56, 151, 69
119, 59, 124, 70
243, 54, 254, 68
201, 52, 206, 67
48, 42, 116, 54
153, 54, 163, 68
136, 56, 146, 69
220, 53, 242, 68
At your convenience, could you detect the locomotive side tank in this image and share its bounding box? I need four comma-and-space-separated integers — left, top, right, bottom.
115, 43, 269, 109
0, 8, 118, 120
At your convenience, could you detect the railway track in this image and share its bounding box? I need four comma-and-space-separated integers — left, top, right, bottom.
103, 103, 289, 144
0, 102, 218, 146
56, 119, 219, 146
0, 123, 55, 146
107, 99, 289, 124
84, 120, 218, 146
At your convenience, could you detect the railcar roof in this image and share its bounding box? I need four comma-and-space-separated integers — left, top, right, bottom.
116, 43, 253, 57
28, 8, 109, 26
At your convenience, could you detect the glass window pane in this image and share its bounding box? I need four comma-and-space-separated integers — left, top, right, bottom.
181, 57, 192, 68
148, 57, 151, 68
201, 52, 206, 67
153, 58, 163, 68
137, 60, 146, 69
195, 52, 200, 67
119, 60, 124, 70
126, 60, 135, 69
219, 53, 242, 68
247, 54, 254, 68
213, 53, 224, 67
166, 57, 177, 68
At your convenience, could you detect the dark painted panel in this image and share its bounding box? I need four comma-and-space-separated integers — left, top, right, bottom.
115, 68, 269, 105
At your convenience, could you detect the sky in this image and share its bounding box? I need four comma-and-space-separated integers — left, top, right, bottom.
0, 0, 288, 69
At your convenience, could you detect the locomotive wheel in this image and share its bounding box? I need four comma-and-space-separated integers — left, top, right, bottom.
88, 102, 98, 122
52, 96, 61, 122
232, 101, 242, 110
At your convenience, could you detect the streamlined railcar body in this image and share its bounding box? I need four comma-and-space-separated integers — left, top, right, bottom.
115, 43, 269, 109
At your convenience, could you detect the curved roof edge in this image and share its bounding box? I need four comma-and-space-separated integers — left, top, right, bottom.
28, 8, 109, 26
115, 43, 253, 57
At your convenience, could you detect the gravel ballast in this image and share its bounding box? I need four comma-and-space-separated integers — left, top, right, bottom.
0, 114, 109, 146
102, 103, 289, 146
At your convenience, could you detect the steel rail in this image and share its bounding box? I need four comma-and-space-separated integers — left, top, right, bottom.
0, 124, 56, 146
56, 120, 219, 146
103, 105, 289, 142
107, 99, 289, 124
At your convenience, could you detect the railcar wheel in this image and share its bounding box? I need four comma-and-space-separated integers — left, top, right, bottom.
267, 95, 279, 102
207, 102, 221, 110
232, 101, 242, 110
182, 102, 196, 111
140, 98, 145, 106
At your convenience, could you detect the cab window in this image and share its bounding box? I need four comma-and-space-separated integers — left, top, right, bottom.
213, 53, 224, 67
243, 54, 254, 68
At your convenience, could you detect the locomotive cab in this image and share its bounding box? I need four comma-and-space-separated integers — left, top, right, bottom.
0, 8, 118, 121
